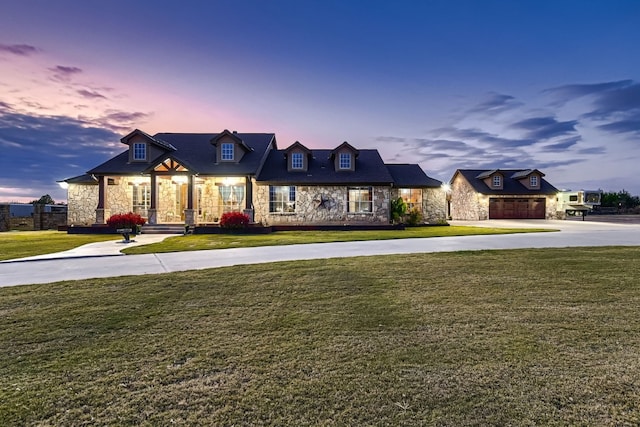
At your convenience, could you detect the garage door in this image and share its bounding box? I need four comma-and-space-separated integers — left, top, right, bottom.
489, 198, 545, 219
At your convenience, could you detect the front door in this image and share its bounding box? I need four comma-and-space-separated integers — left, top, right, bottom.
176, 183, 188, 222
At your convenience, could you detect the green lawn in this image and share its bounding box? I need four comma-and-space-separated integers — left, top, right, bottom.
122, 225, 555, 255
2, 247, 639, 426
0, 231, 120, 261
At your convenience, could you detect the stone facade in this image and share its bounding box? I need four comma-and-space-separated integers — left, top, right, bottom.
422, 187, 447, 222
254, 185, 390, 225
67, 184, 99, 225
450, 175, 558, 220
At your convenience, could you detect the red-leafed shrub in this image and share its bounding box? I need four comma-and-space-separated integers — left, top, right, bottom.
219, 211, 250, 229
106, 212, 146, 230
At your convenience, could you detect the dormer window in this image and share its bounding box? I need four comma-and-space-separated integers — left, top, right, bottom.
339, 153, 351, 169
492, 175, 501, 187
221, 143, 234, 161
133, 143, 147, 161
530, 175, 538, 187
291, 152, 303, 169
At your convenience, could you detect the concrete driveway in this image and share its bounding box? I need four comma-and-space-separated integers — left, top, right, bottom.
1, 219, 639, 287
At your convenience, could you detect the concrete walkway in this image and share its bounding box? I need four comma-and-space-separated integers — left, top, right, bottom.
1, 219, 639, 287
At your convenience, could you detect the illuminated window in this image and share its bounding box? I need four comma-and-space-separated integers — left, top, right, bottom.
530, 175, 538, 187
400, 188, 421, 211
221, 143, 234, 161
133, 143, 146, 160
339, 153, 351, 169
291, 152, 303, 169
269, 186, 296, 212
492, 175, 501, 187
132, 184, 150, 217
348, 187, 372, 212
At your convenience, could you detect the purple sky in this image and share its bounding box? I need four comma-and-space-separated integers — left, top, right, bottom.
1, 0, 639, 203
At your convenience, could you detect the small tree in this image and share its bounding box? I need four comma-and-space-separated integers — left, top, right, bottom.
30, 194, 55, 205
390, 197, 407, 223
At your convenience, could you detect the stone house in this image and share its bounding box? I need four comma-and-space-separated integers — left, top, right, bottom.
60, 129, 445, 227
449, 169, 558, 220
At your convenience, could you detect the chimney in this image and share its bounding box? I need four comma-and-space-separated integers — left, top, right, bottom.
232, 130, 237, 134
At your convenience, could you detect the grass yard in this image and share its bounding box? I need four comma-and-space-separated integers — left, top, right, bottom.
122, 225, 555, 255
1, 247, 639, 425
0, 231, 120, 261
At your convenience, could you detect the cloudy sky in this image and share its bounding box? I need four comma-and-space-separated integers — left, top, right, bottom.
1, 0, 639, 203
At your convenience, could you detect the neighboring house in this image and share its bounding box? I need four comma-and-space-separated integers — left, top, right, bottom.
449, 169, 559, 220
60, 129, 445, 227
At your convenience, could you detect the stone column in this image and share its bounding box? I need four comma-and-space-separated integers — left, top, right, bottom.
95, 175, 110, 225
148, 174, 158, 225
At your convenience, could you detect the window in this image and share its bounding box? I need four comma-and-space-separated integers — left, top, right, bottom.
291, 152, 303, 169
339, 153, 351, 169
492, 175, 501, 187
221, 143, 234, 161
399, 188, 421, 211
132, 184, 150, 217
219, 185, 245, 213
269, 186, 296, 213
530, 175, 538, 187
133, 143, 146, 160
348, 187, 372, 213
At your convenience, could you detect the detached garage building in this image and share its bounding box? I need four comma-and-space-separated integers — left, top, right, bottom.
449, 169, 559, 220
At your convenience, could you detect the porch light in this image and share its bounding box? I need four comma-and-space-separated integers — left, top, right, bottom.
172, 176, 189, 184
132, 176, 148, 185
222, 177, 241, 186
58, 181, 69, 189
441, 183, 451, 193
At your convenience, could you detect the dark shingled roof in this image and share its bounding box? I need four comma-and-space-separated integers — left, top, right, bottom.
386, 164, 442, 188
256, 149, 394, 185
88, 133, 275, 175
456, 169, 558, 195
59, 174, 97, 184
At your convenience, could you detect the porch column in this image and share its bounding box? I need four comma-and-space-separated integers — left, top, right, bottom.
245, 176, 253, 209
95, 175, 110, 225
148, 173, 158, 225
184, 174, 196, 226
243, 176, 254, 222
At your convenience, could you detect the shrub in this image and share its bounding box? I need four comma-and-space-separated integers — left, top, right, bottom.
406, 208, 423, 226
219, 211, 250, 229
390, 197, 407, 223
106, 212, 146, 230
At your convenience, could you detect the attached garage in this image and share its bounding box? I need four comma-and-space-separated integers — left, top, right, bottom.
489, 198, 546, 219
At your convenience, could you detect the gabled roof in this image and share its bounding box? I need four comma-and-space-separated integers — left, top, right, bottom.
88, 132, 276, 176
454, 169, 558, 195
210, 129, 254, 152
476, 169, 500, 179
257, 148, 393, 185
386, 164, 442, 188
284, 141, 311, 155
121, 128, 176, 151
510, 169, 544, 179
330, 141, 359, 159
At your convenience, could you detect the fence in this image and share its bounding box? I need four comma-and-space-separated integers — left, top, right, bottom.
0, 204, 68, 232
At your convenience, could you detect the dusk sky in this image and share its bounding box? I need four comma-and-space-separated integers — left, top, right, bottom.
1, 0, 639, 203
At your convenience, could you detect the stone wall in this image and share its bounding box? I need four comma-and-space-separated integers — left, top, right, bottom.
450, 175, 559, 220
0, 203, 67, 231
67, 184, 98, 225
450, 176, 485, 220
422, 187, 447, 222
254, 185, 390, 225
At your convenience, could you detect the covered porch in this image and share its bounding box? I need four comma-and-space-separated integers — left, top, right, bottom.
94, 170, 253, 226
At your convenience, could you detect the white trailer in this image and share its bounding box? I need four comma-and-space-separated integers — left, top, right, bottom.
557, 190, 602, 219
